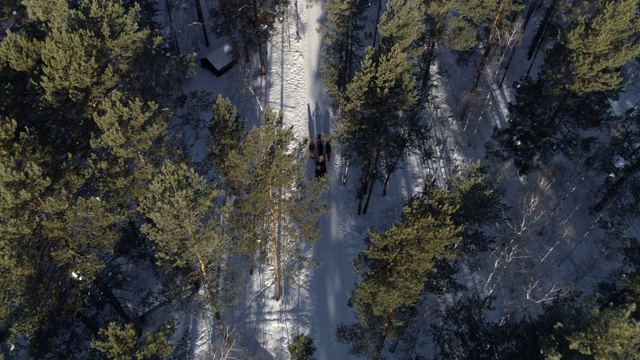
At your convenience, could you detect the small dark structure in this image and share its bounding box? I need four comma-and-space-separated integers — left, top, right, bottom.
199, 44, 237, 77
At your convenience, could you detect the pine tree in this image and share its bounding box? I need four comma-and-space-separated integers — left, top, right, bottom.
206, 95, 246, 174
592, 104, 640, 214
0, 0, 21, 23
432, 295, 516, 360
287, 334, 317, 360
204, 97, 254, 273
339, 163, 500, 358
90, 320, 175, 360
224, 107, 327, 301
349, 189, 447, 355
92, 92, 166, 159
90, 90, 169, 202
139, 161, 229, 340
0, 119, 125, 347
453, 0, 522, 121
491, 76, 614, 175
515, 0, 640, 175
468, 0, 522, 92
563, 0, 640, 94
337, 36, 420, 214
321, 0, 369, 107
421, 0, 520, 92
377, 0, 425, 60
0, 0, 159, 153
567, 304, 640, 360
0, 1, 190, 357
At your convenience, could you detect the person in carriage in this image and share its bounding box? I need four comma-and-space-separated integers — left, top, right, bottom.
315, 155, 327, 178
309, 134, 331, 178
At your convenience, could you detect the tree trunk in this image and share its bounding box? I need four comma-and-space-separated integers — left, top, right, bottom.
268, 185, 281, 301
372, 0, 383, 48
246, 253, 254, 275
374, 313, 393, 360
345, 21, 354, 90
499, 0, 540, 85
253, 0, 267, 76
337, 38, 347, 94
76, 312, 100, 337
235, 194, 254, 276
362, 173, 376, 214
523, 0, 542, 32
345, 3, 359, 90
363, 150, 380, 214
242, 32, 251, 62
194, 0, 210, 47
93, 275, 133, 325
527, 0, 556, 61
382, 153, 402, 196
518, 91, 569, 176
592, 153, 640, 213
498, 26, 522, 88
471, 0, 505, 91
421, 13, 443, 95
165, 0, 180, 55
294, 0, 301, 41
357, 160, 370, 215
214, 311, 226, 341
382, 171, 392, 197
357, 172, 366, 215
194, 251, 228, 340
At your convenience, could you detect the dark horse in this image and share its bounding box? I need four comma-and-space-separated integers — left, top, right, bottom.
310, 134, 330, 161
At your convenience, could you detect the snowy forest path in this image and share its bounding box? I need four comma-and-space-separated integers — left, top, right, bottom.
302, 2, 360, 360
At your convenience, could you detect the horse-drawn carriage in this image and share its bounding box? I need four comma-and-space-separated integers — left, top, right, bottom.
308, 134, 331, 178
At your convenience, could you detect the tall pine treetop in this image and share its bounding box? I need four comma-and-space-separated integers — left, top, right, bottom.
563, 0, 640, 93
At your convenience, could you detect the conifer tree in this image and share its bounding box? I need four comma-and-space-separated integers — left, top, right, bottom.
0, 0, 159, 153
206, 95, 246, 174
376, 0, 431, 198
321, 0, 369, 107
421, 0, 520, 92
0, 1, 189, 356
224, 107, 327, 301
470, 0, 522, 90
432, 295, 516, 360
0, 0, 21, 22
592, 104, 640, 214
421, 0, 473, 91
514, 0, 640, 175
491, 76, 614, 175
204, 96, 254, 272
90, 320, 175, 360
90, 90, 170, 204
339, 163, 496, 358
566, 304, 640, 360
0, 119, 125, 349
455, 0, 522, 121
139, 161, 229, 340
377, 0, 425, 60
563, 0, 640, 94
338, 38, 420, 214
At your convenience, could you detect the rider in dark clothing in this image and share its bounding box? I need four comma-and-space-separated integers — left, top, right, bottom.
315, 155, 327, 178
316, 134, 324, 158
